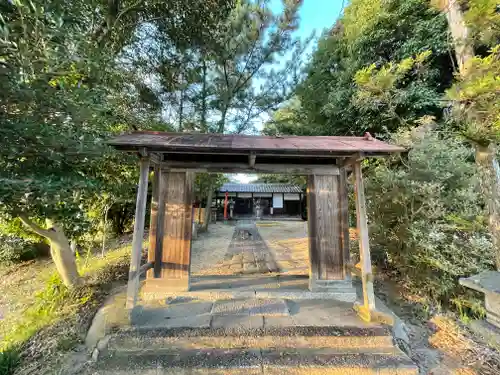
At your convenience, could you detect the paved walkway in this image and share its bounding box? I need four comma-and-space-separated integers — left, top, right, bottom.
194, 220, 284, 276
223, 221, 279, 274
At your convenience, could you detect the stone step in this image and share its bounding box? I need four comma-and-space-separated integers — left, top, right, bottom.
86, 349, 418, 374
107, 326, 395, 354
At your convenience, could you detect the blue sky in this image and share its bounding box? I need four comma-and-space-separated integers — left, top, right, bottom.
271, 0, 344, 42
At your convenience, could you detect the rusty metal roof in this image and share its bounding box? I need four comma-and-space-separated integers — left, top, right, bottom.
108, 131, 404, 156
219, 183, 303, 194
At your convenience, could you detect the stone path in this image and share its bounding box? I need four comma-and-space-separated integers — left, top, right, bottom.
131, 297, 377, 330
195, 220, 280, 276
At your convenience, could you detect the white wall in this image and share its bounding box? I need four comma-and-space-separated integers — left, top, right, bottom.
272, 193, 283, 208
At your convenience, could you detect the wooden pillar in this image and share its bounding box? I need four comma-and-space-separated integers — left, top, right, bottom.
147, 165, 166, 279
307, 174, 344, 282
353, 161, 376, 321
161, 170, 194, 291
126, 157, 150, 309
339, 167, 351, 273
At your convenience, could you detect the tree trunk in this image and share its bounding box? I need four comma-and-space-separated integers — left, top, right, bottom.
475, 144, 500, 270
202, 183, 214, 232
218, 106, 228, 133
201, 60, 208, 132
19, 215, 80, 286
179, 85, 185, 131
443, 0, 474, 74
101, 204, 110, 257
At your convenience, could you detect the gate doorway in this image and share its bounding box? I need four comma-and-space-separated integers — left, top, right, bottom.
109, 132, 403, 322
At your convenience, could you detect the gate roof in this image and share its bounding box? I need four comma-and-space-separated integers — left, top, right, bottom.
109, 131, 403, 157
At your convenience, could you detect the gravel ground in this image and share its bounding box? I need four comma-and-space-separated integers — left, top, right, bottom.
190, 223, 235, 275
256, 220, 308, 242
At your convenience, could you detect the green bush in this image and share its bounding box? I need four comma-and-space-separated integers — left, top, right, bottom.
366, 129, 494, 315
0, 349, 19, 375
0, 235, 40, 264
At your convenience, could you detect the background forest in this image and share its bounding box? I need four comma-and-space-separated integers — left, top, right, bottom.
265, 0, 500, 316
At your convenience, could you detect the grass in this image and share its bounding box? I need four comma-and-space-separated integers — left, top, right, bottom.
0, 242, 134, 375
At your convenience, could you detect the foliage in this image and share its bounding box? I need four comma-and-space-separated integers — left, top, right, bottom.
255, 174, 307, 188
353, 51, 435, 127
463, 0, 500, 46
366, 129, 494, 313
194, 174, 228, 204
0, 350, 18, 375
342, 0, 383, 43
128, 0, 310, 134
0, 0, 236, 275
446, 45, 500, 145
264, 0, 453, 138
0, 235, 39, 263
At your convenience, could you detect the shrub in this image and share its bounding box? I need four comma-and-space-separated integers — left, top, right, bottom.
0, 235, 40, 264
366, 128, 494, 315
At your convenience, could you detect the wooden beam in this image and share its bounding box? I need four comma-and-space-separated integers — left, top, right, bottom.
155, 168, 167, 278
126, 157, 150, 309
340, 153, 364, 168
140, 261, 154, 275
162, 161, 340, 175
339, 167, 350, 275
147, 164, 160, 279
150, 153, 161, 165
353, 161, 376, 321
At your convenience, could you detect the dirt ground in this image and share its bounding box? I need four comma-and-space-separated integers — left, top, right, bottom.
4, 220, 500, 375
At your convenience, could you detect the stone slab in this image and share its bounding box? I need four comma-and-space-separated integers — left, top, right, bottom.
469, 319, 500, 351
163, 301, 214, 318
131, 307, 212, 329
211, 299, 289, 316
211, 315, 264, 329
460, 271, 500, 294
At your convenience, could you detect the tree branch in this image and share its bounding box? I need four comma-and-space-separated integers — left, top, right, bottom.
18, 214, 53, 239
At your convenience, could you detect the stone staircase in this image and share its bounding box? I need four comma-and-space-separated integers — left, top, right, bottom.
83, 298, 418, 374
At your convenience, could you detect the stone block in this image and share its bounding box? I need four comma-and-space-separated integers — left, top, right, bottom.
212, 299, 289, 316
165, 314, 212, 328
460, 271, 500, 330
211, 315, 264, 329
163, 301, 214, 318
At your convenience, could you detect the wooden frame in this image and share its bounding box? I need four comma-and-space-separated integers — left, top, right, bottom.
353, 161, 376, 321
126, 156, 150, 309
160, 161, 339, 175
126, 155, 380, 319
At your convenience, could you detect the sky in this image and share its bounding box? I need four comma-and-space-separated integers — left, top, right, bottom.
271, 0, 345, 43
234, 0, 344, 184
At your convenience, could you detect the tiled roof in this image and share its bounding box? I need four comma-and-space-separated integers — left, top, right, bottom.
219, 183, 303, 194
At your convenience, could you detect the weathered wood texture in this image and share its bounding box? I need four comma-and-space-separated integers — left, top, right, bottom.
339, 168, 351, 271
147, 164, 159, 278
126, 157, 150, 309
307, 174, 346, 281
353, 162, 376, 312
162, 161, 341, 175
160, 171, 194, 290
146, 165, 166, 278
